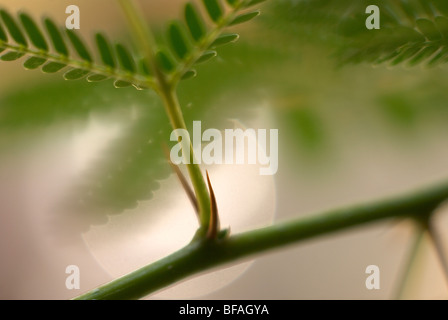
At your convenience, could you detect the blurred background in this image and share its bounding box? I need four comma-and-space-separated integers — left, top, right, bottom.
1, 0, 448, 299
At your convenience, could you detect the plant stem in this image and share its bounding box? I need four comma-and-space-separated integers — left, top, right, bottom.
395, 224, 425, 300
118, 0, 211, 229
426, 220, 448, 286
75, 180, 448, 300
160, 87, 211, 229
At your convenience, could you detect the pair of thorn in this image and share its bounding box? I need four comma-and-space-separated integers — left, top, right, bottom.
163, 144, 220, 240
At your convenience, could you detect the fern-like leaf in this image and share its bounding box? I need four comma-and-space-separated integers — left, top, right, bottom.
335, 0, 448, 67
161, 0, 266, 84
266, 0, 448, 68
0, 9, 156, 90
0, 0, 266, 90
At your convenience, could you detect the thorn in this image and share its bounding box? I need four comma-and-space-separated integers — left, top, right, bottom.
162, 143, 199, 216
206, 170, 220, 240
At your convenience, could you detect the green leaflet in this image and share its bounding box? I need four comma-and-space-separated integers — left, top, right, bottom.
114, 79, 132, 88
116, 43, 136, 73
0, 10, 27, 46
87, 74, 109, 82
66, 29, 92, 62
211, 33, 239, 47
203, 0, 223, 23
19, 13, 48, 51
96, 33, 116, 68
0, 51, 25, 61
23, 56, 47, 69
168, 22, 190, 60
139, 59, 151, 76
0, 16, 8, 42
196, 50, 217, 64
44, 18, 68, 56
182, 69, 197, 79
230, 10, 260, 26
42, 61, 67, 73
185, 3, 206, 42
156, 50, 176, 73
63, 68, 89, 80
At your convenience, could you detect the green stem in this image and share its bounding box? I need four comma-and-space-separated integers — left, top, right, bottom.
118, 0, 211, 229
160, 87, 211, 229
75, 180, 448, 300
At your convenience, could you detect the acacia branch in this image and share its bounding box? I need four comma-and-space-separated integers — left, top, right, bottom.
75, 180, 448, 300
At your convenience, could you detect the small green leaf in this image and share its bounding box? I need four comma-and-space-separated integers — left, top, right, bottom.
181, 69, 197, 80
185, 3, 206, 42
0, 10, 27, 46
42, 61, 66, 73
114, 80, 132, 88
87, 74, 109, 82
0, 20, 7, 42
211, 33, 239, 47
230, 11, 260, 26
19, 13, 48, 51
196, 50, 217, 64
0, 51, 25, 61
168, 22, 190, 60
23, 56, 47, 69
156, 50, 176, 73
63, 68, 90, 80
0, 47, 5, 54
66, 29, 92, 62
116, 43, 136, 73
203, 0, 223, 23
96, 33, 115, 68
44, 18, 68, 56
416, 19, 441, 41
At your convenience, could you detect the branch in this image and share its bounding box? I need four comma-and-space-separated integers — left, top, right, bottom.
75, 180, 448, 300
1, 42, 156, 89
117, 0, 211, 232
395, 224, 425, 299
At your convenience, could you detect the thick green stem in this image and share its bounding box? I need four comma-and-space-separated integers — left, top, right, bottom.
160, 87, 211, 229
75, 180, 448, 300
